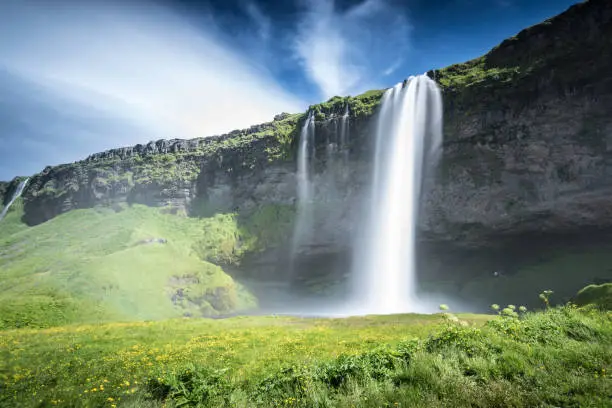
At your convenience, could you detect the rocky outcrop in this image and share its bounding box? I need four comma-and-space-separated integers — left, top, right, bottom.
17, 113, 304, 225
0, 181, 9, 207
3, 0, 610, 263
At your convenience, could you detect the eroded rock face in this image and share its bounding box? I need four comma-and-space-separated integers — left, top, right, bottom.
423, 91, 612, 244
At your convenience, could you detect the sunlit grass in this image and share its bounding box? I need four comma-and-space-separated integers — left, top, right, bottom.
0, 313, 491, 406
0, 203, 257, 329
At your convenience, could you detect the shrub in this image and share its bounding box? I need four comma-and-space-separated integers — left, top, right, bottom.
145, 366, 233, 407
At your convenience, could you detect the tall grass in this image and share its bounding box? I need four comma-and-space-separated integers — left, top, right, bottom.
124, 307, 612, 407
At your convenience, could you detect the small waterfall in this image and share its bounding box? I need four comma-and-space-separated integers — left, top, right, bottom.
352, 75, 443, 314
290, 112, 316, 268
339, 104, 350, 171
0, 178, 30, 221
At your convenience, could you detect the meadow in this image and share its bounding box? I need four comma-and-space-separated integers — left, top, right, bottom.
1, 304, 610, 407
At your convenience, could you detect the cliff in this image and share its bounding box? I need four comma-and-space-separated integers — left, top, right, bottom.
3, 0, 612, 278
427, 0, 612, 243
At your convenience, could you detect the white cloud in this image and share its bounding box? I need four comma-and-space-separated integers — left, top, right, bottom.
383, 59, 403, 76
0, 0, 305, 150
294, 0, 411, 99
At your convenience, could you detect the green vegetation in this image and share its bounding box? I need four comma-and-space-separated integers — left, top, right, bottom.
0, 305, 609, 407
574, 283, 612, 310
435, 56, 521, 92
239, 204, 295, 252
131, 154, 199, 185
0, 313, 488, 407
0, 202, 259, 329
190, 204, 294, 264
309, 89, 385, 121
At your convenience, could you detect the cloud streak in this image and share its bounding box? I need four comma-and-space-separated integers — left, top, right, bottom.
0, 0, 306, 178
294, 0, 411, 99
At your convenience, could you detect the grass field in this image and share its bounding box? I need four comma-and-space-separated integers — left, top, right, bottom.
0, 307, 610, 407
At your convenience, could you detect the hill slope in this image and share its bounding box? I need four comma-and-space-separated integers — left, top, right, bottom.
0, 200, 258, 329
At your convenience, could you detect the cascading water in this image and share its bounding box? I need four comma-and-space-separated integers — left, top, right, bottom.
339, 104, 350, 171
290, 112, 316, 265
353, 75, 443, 314
0, 178, 30, 221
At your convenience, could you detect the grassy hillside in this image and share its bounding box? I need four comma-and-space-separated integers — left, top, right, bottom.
0, 200, 261, 329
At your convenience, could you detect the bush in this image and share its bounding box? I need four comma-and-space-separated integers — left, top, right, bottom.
145, 366, 233, 407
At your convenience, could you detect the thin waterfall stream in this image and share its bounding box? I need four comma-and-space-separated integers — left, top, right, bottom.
0, 178, 29, 222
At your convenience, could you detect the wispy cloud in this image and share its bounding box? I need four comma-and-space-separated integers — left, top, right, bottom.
383, 59, 403, 76
0, 0, 305, 177
244, 1, 272, 42
294, 0, 411, 99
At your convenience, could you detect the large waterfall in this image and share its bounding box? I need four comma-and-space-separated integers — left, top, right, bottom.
0, 178, 30, 221
353, 75, 443, 314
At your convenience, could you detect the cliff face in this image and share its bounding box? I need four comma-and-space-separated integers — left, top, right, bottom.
426, 0, 612, 243
5, 0, 612, 271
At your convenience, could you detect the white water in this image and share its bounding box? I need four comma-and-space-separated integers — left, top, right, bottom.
353, 75, 443, 314
290, 112, 316, 261
0, 178, 29, 221
339, 104, 350, 171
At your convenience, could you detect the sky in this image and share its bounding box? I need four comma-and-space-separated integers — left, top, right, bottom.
0, 0, 579, 180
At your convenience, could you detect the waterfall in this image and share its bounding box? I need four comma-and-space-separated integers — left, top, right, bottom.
352, 75, 443, 314
290, 112, 316, 267
339, 104, 350, 171
0, 178, 30, 221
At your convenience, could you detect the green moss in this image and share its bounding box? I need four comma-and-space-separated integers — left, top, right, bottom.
192, 213, 248, 265
189, 204, 295, 266
239, 204, 295, 252
308, 89, 385, 121
348, 89, 385, 118
574, 283, 612, 310
435, 57, 521, 92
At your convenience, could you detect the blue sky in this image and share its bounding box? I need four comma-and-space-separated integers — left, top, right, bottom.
0, 0, 578, 180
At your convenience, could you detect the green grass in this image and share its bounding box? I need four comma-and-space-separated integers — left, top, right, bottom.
0, 313, 490, 407
0, 203, 258, 329
0, 307, 609, 407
